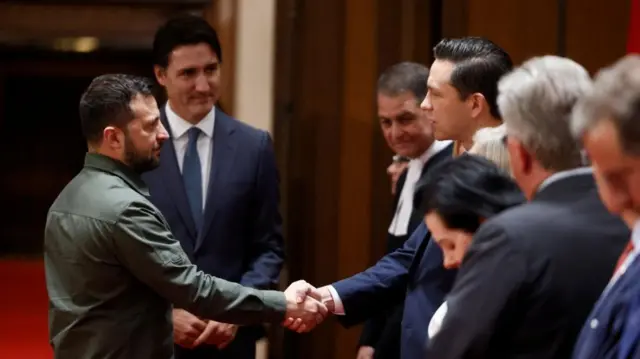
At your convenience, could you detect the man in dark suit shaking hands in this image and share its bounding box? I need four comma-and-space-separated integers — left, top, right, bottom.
143, 15, 285, 359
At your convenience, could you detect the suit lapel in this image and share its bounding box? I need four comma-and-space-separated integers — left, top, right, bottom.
195, 109, 238, 251
159, 109, 198, 242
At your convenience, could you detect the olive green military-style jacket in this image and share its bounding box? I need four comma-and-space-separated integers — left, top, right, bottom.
44, 153, 287, 359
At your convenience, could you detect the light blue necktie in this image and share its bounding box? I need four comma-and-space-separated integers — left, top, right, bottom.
183, 127, 203, 232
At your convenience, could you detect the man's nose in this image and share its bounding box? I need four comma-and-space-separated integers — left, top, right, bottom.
610, 190, 633, 215
420, 94, 432, 111
158, 123, 170, 141
443, 256, 457, 270
390, 122, 404, 139
195, 74, 210, 92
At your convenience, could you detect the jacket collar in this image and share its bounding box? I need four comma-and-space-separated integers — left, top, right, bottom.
84, 152, 150, 196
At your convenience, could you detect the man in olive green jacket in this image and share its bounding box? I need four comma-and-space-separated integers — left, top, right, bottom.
44, 74, 325, 359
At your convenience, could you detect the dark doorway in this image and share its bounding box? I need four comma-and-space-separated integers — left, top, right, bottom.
0, 47, 152, 256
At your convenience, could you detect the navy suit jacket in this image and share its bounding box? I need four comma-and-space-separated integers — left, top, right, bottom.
142, 107, 285, 358
332, 222, 457, 359
573, 253, 640, 359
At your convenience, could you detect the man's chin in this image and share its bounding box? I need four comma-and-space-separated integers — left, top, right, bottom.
190, 102, 215, 115
133, 159, 160, 174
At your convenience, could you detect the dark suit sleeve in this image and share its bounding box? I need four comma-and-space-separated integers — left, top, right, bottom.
359, 314, 387, 347
331, 224, 426, 327
426, 222, 527, 359
112, 200, 287, 324
240, 132, 285, 289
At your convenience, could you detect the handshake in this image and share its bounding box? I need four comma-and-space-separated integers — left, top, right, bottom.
175, 280, 333, 349
282, 280, 335, 333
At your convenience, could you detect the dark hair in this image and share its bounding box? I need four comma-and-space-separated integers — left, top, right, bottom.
433, 37, 513, 119
377, 62, 429, 102
79, 74, 154, 144
153, 14, 222, 68
414, 154, 524, 233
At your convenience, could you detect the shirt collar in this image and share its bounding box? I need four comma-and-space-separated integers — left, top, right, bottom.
632, 220, 640, 251
83, 152, 149, 196
537, 167, 594, 193
165, 102, 216, 139
412, 140, 452, 165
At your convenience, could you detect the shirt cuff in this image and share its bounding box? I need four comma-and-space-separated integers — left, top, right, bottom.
327, 285, 345, 315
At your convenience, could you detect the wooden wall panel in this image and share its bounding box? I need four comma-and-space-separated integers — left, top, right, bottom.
204, 0, 238, 114
279, 0, 345, 358
444, 0, 558, 65
565, 0, 629, 74
336, 0, 377, 353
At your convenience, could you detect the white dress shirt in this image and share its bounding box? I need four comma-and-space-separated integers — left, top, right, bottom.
428, 301, 448, 339
165, 103, 216, 209
388, 140, 452, 236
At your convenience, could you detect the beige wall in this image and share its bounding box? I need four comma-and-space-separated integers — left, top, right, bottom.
233, 0, 277, 134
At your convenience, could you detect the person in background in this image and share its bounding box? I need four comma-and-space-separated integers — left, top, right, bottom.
570, 54, 640, 359
357, 62, 452, 359
421, 37, 511, 156
468, 124, 510, 174
412, 155, 524, 338
142, 15, 285, 359
44, 74, 326, 359
425, 55, 629, 359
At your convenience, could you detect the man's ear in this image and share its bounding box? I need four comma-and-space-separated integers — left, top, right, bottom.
154, 65, 166, 86
512, 139, 533, 175
468, 92, 487, 118
102, 126, 125, 150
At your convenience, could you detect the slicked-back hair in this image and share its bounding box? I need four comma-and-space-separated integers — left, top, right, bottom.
79, 74, 154, 144
377, 62, 430, 102
414, 154, 524, 233
153, 14, 222, 68
433, 37, 513, 119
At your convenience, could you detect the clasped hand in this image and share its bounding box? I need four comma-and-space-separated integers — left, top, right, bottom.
282, 280, 331, 333
173, 308, 238, 349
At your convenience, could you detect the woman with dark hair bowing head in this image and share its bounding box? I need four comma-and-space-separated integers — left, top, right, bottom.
412, 154, 525, 338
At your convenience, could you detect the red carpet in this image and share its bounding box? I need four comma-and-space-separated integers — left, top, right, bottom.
0, 259, 53, 359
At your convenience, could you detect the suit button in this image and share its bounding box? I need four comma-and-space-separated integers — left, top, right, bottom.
590, 319, 599, 329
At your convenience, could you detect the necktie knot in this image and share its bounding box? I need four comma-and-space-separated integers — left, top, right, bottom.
187, 127, 201, 144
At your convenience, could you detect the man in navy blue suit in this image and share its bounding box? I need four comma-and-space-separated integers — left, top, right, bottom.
285, 37, 514, 359
571, 54, 640, 359
143, 15, 285, 359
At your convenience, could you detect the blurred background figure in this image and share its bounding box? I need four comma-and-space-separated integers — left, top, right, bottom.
571, 54, 640, 359
468, 124, 511, 174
